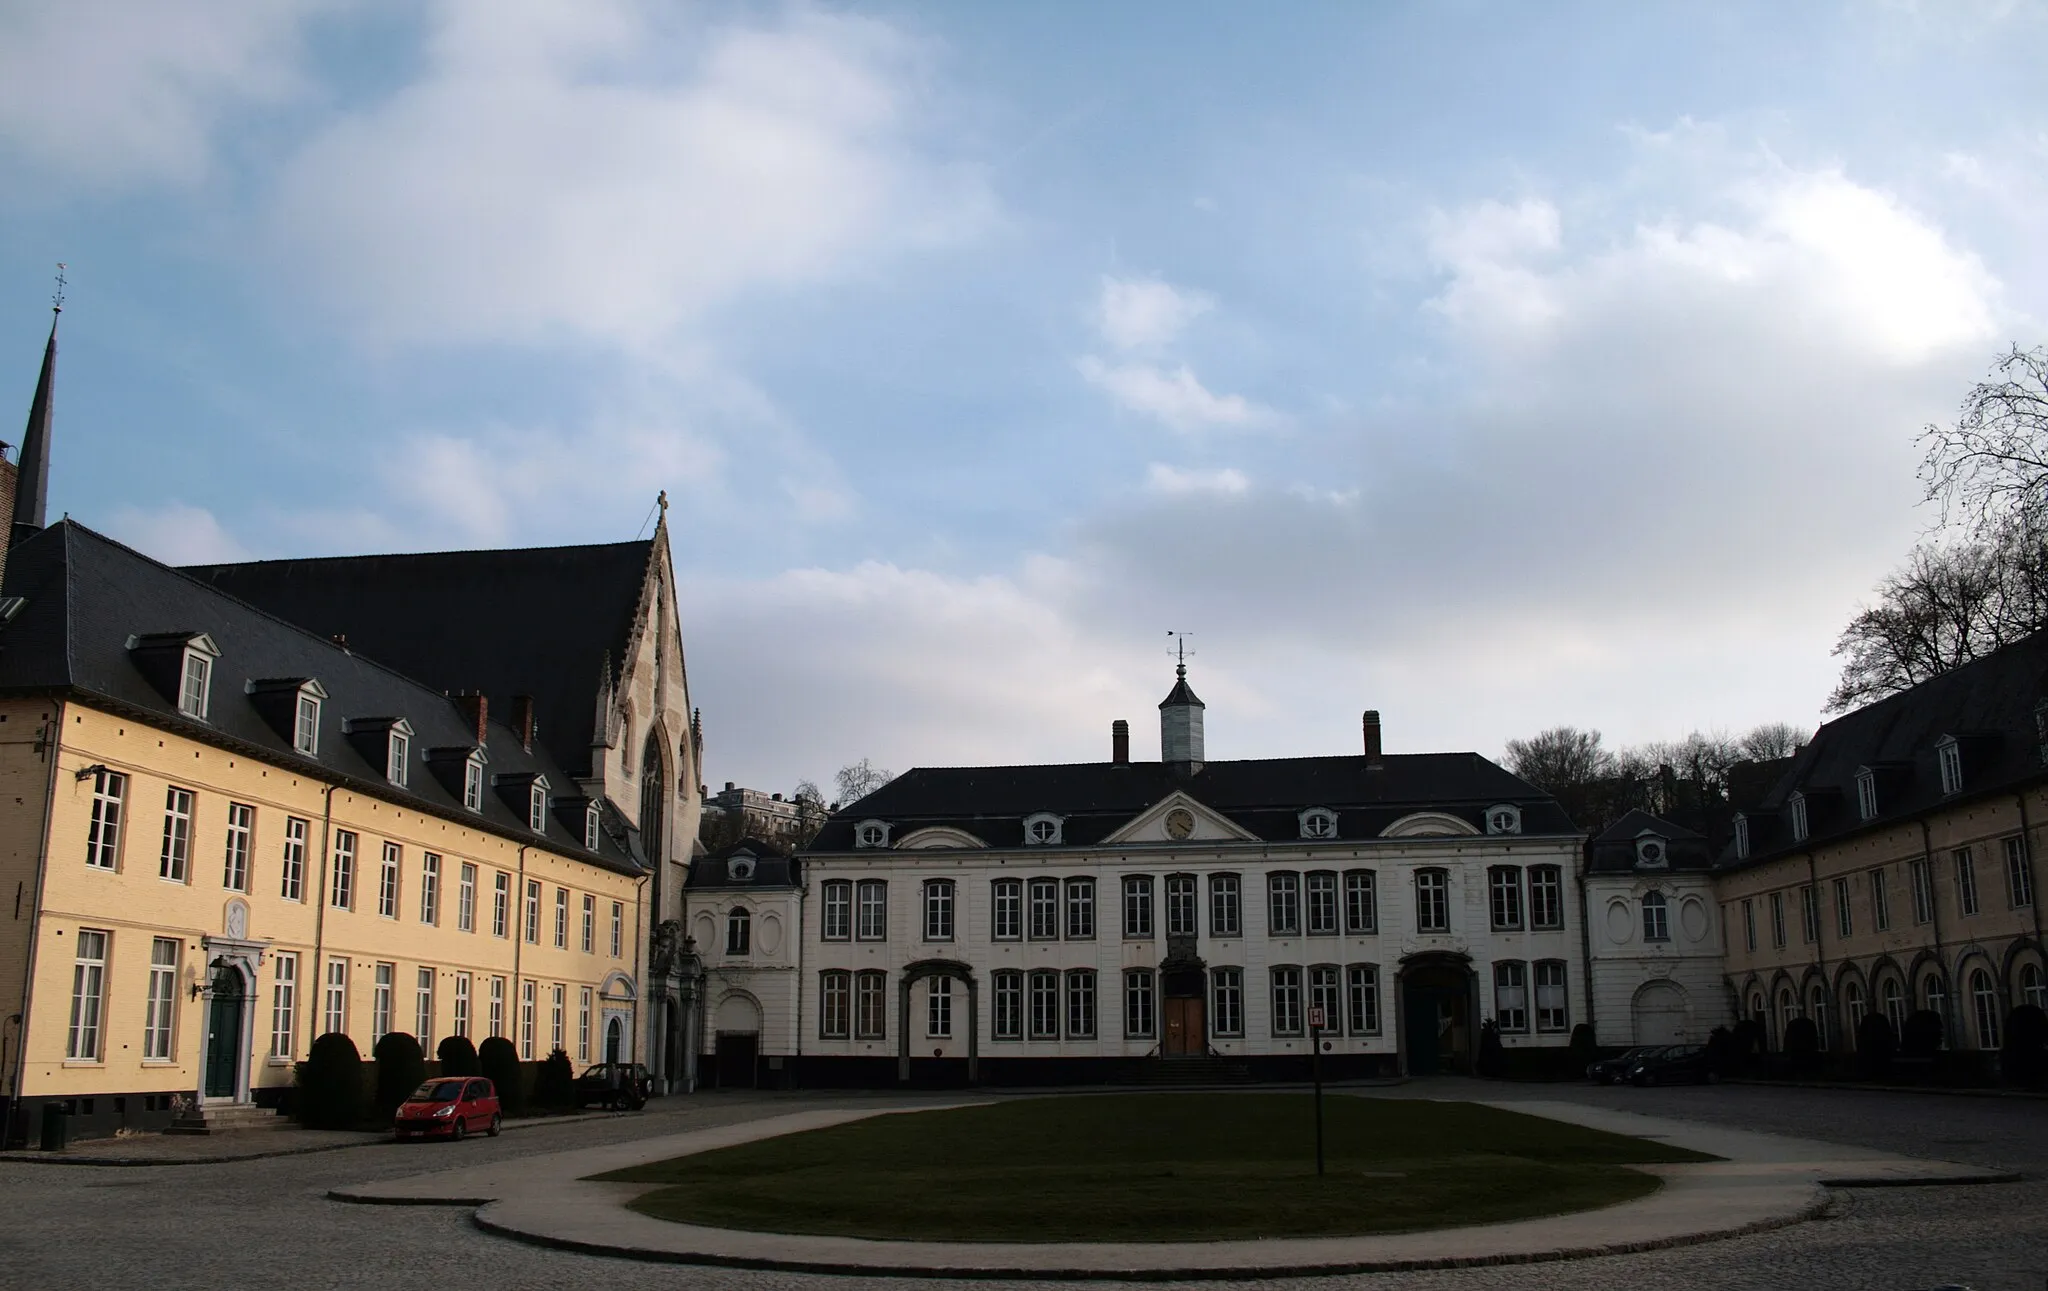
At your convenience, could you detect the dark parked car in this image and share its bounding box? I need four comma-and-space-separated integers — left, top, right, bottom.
1629, 1043, 1718, 1086
1587, 1046, 1666, 1084
573, 1062, 652, 1110
394, 1077, 501, 1140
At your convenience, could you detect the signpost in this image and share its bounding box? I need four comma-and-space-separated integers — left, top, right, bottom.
1308, 1005, 1326, 1176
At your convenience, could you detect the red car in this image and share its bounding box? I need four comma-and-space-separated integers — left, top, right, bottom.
394, 1077, 501, 1140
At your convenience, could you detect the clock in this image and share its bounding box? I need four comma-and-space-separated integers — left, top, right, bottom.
1165, 808, 1195, 840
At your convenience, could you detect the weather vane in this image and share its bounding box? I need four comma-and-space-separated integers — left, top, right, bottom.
52, 263, 66, 315
1166, 630, 1194, 677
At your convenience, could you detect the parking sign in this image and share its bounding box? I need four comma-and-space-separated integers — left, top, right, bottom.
1308, 1005, 1326, 1031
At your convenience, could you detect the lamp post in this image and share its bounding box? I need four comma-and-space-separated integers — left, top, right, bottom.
1308, 1005, 1326, 1177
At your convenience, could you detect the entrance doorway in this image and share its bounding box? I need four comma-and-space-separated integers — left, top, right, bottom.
204, 966, 245, 1099
1400, 963, 1471, 1075
715, 1032, 758, 1087
605, 1015, 625, 1063
1633, 982, 1688, 1045
1162, 997, 1206, 1055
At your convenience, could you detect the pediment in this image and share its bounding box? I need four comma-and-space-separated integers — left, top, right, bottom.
1103, 792, 1258, 845
1381, 810, 1480, 838
896, 825, 989, 850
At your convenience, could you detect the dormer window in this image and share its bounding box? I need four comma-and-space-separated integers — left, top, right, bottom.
1298, 807, 1338, 840
584, 801, 601, 851
1485, 804, 1522, 836
1023, 812, 1064, 846
528, 778, 550, 832
1734, 815, 1752, 860
179, 642, 217, 719
464, 753, 485, 812
385, 721, 412, 788
1788, 792, 1809, 843
1856, 767, 1878, 821
1937, 736, 1963, 796
1634, 834, 1668, 868
854, 819, 891, 849
294, 688, 322, 755
729, 854, 756, 881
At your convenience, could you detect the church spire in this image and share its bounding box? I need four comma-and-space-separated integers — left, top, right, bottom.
13, 266, 62, 549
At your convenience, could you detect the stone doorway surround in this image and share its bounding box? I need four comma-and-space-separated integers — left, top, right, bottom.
896, 959, 977, 1083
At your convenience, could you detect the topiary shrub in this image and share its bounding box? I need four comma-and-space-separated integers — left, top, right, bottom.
1900, 1009, 1944, 1059
372, 1032, 426, 1117
2002, 1004, 2048, 1088
1568, 1023, 1597, 1071
1475, 1019, 1506, 1078
479, 1036, 525, 1116
1855, 1012, 1896, 1079
1782, 1016, 1820, 1070
436, 1034, 481, 1076
535, 1048, 576, 1110
1705, 1026, 1736, 1075
1730, 1018, 1766, 1066
297, 1032, 364, 1130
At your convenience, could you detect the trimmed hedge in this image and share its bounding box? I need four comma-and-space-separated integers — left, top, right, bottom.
437, 1034, 481, 1076
1782, 1016, 1820, 1068
1855, 1012, 1896, 1078
1900, 1009, 1944, 1059
479, 1036, 525, 1116
373, 1032, 427, 1116
1475, 1021, 1506, 1077
536, 1048, 576, 1109
298, 1032, 364, 1129
2004, 1004, 2047, 1088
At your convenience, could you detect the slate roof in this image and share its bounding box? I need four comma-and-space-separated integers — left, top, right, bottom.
183, 539, 655, 779
0, 521, 643, 874
687, 838, 800, 890
1719, 628, 2048, 868
1588, 809, 1715, 874
808, 753, 1574, 851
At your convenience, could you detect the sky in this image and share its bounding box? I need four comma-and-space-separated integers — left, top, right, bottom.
3, 1, 2046, 793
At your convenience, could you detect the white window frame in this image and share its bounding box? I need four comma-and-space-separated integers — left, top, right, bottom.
1066, 877, 1096, 940
551, 983, 565, 1052
1488, 866, 1524, 931
223, 801, 253, 892
68, 930, 109, 1061
493, 872, 510, 938
331, 830, 356, 909
855, 880, 887, 941
1344, 869, 1377, 934
1028, 969, 1059, 1040
583, 802, 601, 851
378, 842, 401, 918
1833, 875, 1852, 939
1027, 877, 1058, 940
820, 971, 852, 1040
1788, 792, 1809, 842
463, 754, 485, 812
1909, 858, 1934, 924
578, 986, 593, 1060
270, 953, 298, 1058
1494, 960, 1528, 1033
1211, 966, 1244, 1037
1529, 864, 1564, 929
726, 906, 751, 955
144, 937, 179, 1061
1122, 969, 1153, 1038
457, 862, 477, 932
293, 686, 323, 756
416, 966, 434, 1046
86, 768, 125, 870
1345, 963, 1380, 1035
528, 780, 549, 833
524, 879, 541, 943
280, 816, 307, 901
581, 892, 595, 953
1298, 807, 1337, 840
854, 819, 890, 848
1415, 867, 1449, 933
554, 887, 568, 948
179, 646, 214, 720
1856, 768, 1878, 821
1066, 968, 1096, 1039
989, 878, 1019, 941
324, 958, 349, 1037
1266, 871, 1300, 936
160, 786, 194, 882
855, 970, 886, 1039
1305, 871, 1339, 935
386, 722, 411, 788
991, 969, 1021, 1040
454, 973, 472, 1039
1534, 960, 1568, 1032
926, 975, 952, 1038
489, 976, 505, 1038
1165, 874, 1197, 936
372, 962, 394, 1043
1641, 890, 1670, 942
1023, 812, 1063, 845
2007, 835, 2036, 909
1871, 868, 1892, 931
611, 901, 624, 957
520, 980, 536, 1058
923, 879, 955, 942
420, 852, 441, 925
1938, 737, 1963, 795
1270, 965, 1304, 1036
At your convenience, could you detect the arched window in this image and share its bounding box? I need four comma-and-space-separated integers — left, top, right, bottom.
1641, 891, 1670, 942
2024, 963, 2047, 1012
1922, 972, 1947, 1023
1808, 984, 1830, 1051
605, 1014, 625, 1062
1775, 988, 1797, 1050
1843, 979, 1866, 1049
1749, 992, 1765, 1028
1970, 968, 2001, 1050
1881, 976, 1907, 1032
726, 907, 751, 956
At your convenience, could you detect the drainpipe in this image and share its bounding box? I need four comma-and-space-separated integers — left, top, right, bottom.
307, 784, 339, 1056
1575, 855, 1596, 1044
2017, 793, 2045, 951
793, 872, 807, 1089
6, 703, 66, 1146
631, 870, 645, 1075
1918, 820, 1952, 1040
513, 846, 528, 1056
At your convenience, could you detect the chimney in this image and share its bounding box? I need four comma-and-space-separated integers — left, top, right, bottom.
511, 695, 535, 752
1363, 710, 1383, 768
454, 692, 488, 745
1112, 719, 1130, 765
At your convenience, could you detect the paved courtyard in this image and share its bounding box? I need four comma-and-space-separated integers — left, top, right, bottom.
0, 1080, 2041, 1291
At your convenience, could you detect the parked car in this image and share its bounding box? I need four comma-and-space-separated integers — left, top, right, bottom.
573, 1062, 652, 1110
394, 1077, 501, 1140
1628, 1044, 1718, 1086
1587, 1046, 1666, 1084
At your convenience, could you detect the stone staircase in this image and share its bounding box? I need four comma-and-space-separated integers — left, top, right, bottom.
164, 1102, 288, 1135
1129, 1055, 1256, 1087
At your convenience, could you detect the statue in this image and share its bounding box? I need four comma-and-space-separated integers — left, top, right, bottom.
650, 919, 685, 977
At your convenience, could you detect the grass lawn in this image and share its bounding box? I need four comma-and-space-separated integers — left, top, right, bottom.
594, 1094, 1716, 1243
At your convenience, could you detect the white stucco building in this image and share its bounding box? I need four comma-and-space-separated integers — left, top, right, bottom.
1584, 810, 1731, 1046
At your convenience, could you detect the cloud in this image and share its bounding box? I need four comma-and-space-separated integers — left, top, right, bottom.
1145, 463, 1250, 496
0, 0, 325, 189
107, 503, 253, 565
1095, 276, 1212, 351
266, 0, 991, 348
1078, 358, 1278, 433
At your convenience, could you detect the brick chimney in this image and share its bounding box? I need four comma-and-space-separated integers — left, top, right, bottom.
1112, 719, 1130, 765
511, 695, 535, 752
453, 692, 488, 745
1363, 710, 1383, 768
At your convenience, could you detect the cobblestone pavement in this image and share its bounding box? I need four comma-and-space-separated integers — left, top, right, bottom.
0, 1082, 2041, 1291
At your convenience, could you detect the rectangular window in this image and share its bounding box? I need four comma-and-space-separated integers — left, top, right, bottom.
1534, 961, 1568, 1032
551, 983, 565, 1052
180, 650, 211, 718
1800, 885, 1820, 944
160, 786, 193, 882
271, 953, 298, 1058
2007, 835, 2036, 909
578, 986, 593, 1060
1029, 969, 1060, 1039
1309, 965, 1340, 1031
1939, 740, 1963, 794
1833, 877, 1852, 938
1212, 967, 1244, 1037
1306, 872, 1339, 935
454, 973, 472, 1039
324, 958, 348, 1037
926, 976, 952, 1038
1270, 966, 1303, 1036
1909, 858, 1934, 924
416, 967, 435, 1047
1345, 964, 1380, 1035
144, 937, 178, 1061
1529, 865, 1564, 929
581, 893, 595, 952
524, 880, 541, 943
1165, 874, 1198, 937
824, 880, 854, 940
379, 842, 401, 918
1344, 870, 1377, 933
331, 830, 356, 909
855, 970, 886, 1039
520, 981, 536, 1058
1028, 878, 1059, 939
1415, 868, 1449, 932
990, 879, 1020, 941
1489, 867, 1524, 931
1955, 847, 1981, 917
991, 970, 1022, 1040
1494, 960, 1528, 1033
528, 783, 546, 832
856, 880, 887, 940
820, 971, 851, 1039
294, 691, 320, 755
86, 768, 126, 870
414, 853, 439, 925
610, 902, 623, 957
1769, 891, 1786, 946
222, 802, 253, 892
500, 873, 522, 935
489, 976, 505, 1038
1065, 877, 1096, 939
372, 962, 394, 1043
554, 888, 569, 948
923, 879, 955, 941
1857, 771, 1878, 820
1123, 875, 1155, 938
1267, 872, 1301, 936
1872, 868, 1892, 931
387, 730, 409, 787
463, 758, 483, 812
1210, 873, 1241, 937
1742, 898, 1756, 951
458, 863, 477, 932
1066, 969, 1096, 1039
1121, 969, 1153, 1039
67, 930, 108, 1060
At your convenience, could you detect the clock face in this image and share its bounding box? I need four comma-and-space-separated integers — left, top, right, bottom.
1165, 808, 1195, 840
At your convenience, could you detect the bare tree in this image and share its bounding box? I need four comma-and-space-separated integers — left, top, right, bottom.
1503, 727, 1610, 791
1737, 722, 1806, 762
834, 758, 894, 805
1826, 540, 2010, 712
1920, 345, 2048, 532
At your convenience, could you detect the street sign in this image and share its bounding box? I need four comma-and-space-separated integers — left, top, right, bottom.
1308, 1005, 1326, 1031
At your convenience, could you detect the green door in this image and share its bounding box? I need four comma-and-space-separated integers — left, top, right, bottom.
204, 968, 244, 1099
1405, 990, 1441, 1075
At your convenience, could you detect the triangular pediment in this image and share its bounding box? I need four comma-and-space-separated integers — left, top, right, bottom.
1104, 791, 1259, 845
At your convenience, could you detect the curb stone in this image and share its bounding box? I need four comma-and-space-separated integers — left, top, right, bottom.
0, 1108, 630, 1167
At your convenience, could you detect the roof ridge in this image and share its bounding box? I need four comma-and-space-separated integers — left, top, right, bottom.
183, 535, 654, 571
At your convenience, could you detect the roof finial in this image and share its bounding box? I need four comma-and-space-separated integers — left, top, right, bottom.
657, 489, 668, 519
51, 263, 66, 316
1167, 629, 1193, 680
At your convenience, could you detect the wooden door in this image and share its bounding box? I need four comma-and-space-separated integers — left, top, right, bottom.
1163, 997, 1205, 1055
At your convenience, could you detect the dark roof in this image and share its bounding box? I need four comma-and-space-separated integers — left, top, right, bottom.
1720, 629, 2048, 868
182, 538, 655, 779
687, 838, 800, 889
1159, 670, 1203, 709
808, 753, 1573, 851
0, 521, 642, 874
1588, 809, 1715, 874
